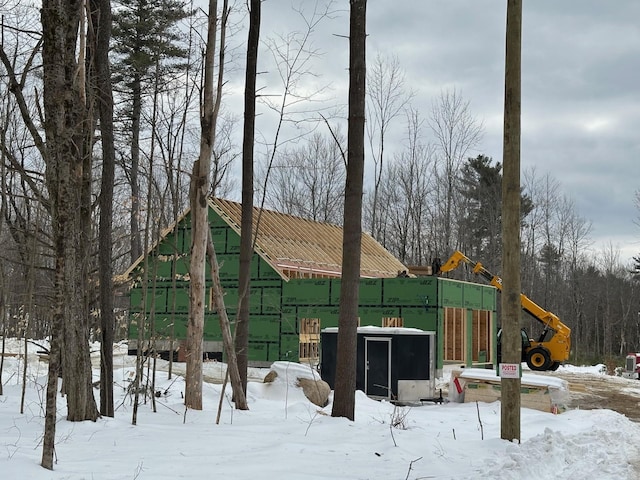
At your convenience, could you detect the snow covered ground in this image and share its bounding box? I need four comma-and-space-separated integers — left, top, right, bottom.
1, 340, 640, 479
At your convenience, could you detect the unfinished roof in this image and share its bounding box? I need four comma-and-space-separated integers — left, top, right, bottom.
211, 198, 407, 279
117, 197, 408, 282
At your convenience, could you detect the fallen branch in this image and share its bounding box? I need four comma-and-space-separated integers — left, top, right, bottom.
405, 456, 423, 480
476, 401, 484, 440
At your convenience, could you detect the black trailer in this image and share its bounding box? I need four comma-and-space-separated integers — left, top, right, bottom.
320, 327, 436, 403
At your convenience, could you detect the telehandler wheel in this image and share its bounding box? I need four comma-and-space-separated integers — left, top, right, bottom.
526, 347, 552, 371
549, 362, 560, 371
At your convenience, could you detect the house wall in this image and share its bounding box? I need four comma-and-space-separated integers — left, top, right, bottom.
437, 278, 497, 367
127, 210, 497, 369
128, 212, 286, 363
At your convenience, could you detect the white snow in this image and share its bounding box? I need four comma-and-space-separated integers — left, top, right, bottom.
458, 367, 568, 389
322, 325, 433, 335
1, 339, 640, 479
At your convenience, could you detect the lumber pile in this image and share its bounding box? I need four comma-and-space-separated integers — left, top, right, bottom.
449, 368, 569, 414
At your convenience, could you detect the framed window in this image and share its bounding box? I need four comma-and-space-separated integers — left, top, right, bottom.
472, 310, 492, 363
444, 307, 465, 362
299, 318, 320, 364
382, 317, 404, 327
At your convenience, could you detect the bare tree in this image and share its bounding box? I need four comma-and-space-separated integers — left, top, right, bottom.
27, 0, 104, 468
555, 198, 592, 361
429, 89, 483, 255
597, 242, 625, 357
331, 0, 366, 422
367, 107, 434, 265
255, 1, 335, 205
0, 51, 53, 338
185, 0, 219, 410
537, 173, 562, 306
521, 167, 545, 292
89, 0, 116, 418
500, 0, 522, 443
185, 0, 245, 410
366, 52, 412, 239
264, 131, 346, 224
236, 0, 261, 394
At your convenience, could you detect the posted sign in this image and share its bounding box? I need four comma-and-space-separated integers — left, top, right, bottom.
499, 363, 521, 378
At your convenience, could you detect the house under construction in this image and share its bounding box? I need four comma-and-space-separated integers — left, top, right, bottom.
122, 198, 497, 372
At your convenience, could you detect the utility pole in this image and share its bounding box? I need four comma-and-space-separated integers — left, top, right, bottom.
501, 0, 522, 442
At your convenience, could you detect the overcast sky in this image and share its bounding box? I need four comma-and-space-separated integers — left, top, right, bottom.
250, 1, 640, 265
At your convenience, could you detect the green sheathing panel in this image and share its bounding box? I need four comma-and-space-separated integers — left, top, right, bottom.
283, 277, 437, 310
203, 314, 221, 338
249, 315, 281, 341
463, 283, 483, 310
359, 307, 400, 326
437, 278, 496, 311
482, 287, 497, 311
401, 307, 438, 331
128, 207, 286, 364
382, 277, 437, 307
438, 278, 464, 308
357, 279, 382, 305
279, 306, 298, 335
280, 334, 300, 360
297, 306, 340, 326
283, 279, 332, 306
326, 277, 437, 308
281, 276, 441, 367
438, 311, 445, 370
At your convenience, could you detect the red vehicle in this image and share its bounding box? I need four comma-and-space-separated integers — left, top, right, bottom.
623, 353, 640, 380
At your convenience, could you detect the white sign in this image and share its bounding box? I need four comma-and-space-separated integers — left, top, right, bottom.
499, 363, 521, 378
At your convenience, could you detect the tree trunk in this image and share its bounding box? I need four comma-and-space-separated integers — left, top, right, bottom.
207, 232, 247, 411
500, 0, 522, 443
41, 328, 61, 469
237, 0, 260, 394
130, 77, 142, 264
41, 0, 99, 426
185, 0, 218, 410
331, 0, 366, 421
90, 0, 116, 418
0, 330, 5, 397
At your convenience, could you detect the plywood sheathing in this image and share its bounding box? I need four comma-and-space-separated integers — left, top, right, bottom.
212, 198, 407, 279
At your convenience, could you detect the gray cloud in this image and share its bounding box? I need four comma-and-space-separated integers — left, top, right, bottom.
252, 1, 639, 263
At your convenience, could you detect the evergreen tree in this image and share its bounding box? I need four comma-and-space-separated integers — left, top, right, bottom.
632, 255, 640, 280
459, 155, 502, 263
112, 0, 191, 263
459, 154, 532, 267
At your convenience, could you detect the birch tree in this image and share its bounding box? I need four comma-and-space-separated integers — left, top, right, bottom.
185, 0, 218, 410
185, 0, 247, 411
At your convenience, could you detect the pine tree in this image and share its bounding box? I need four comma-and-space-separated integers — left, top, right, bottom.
632, 255, 640, 280
112, 0, 191, 263
459, 154, 532, 265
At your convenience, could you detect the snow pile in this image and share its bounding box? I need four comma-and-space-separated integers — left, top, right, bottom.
1, 343, 640, 479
